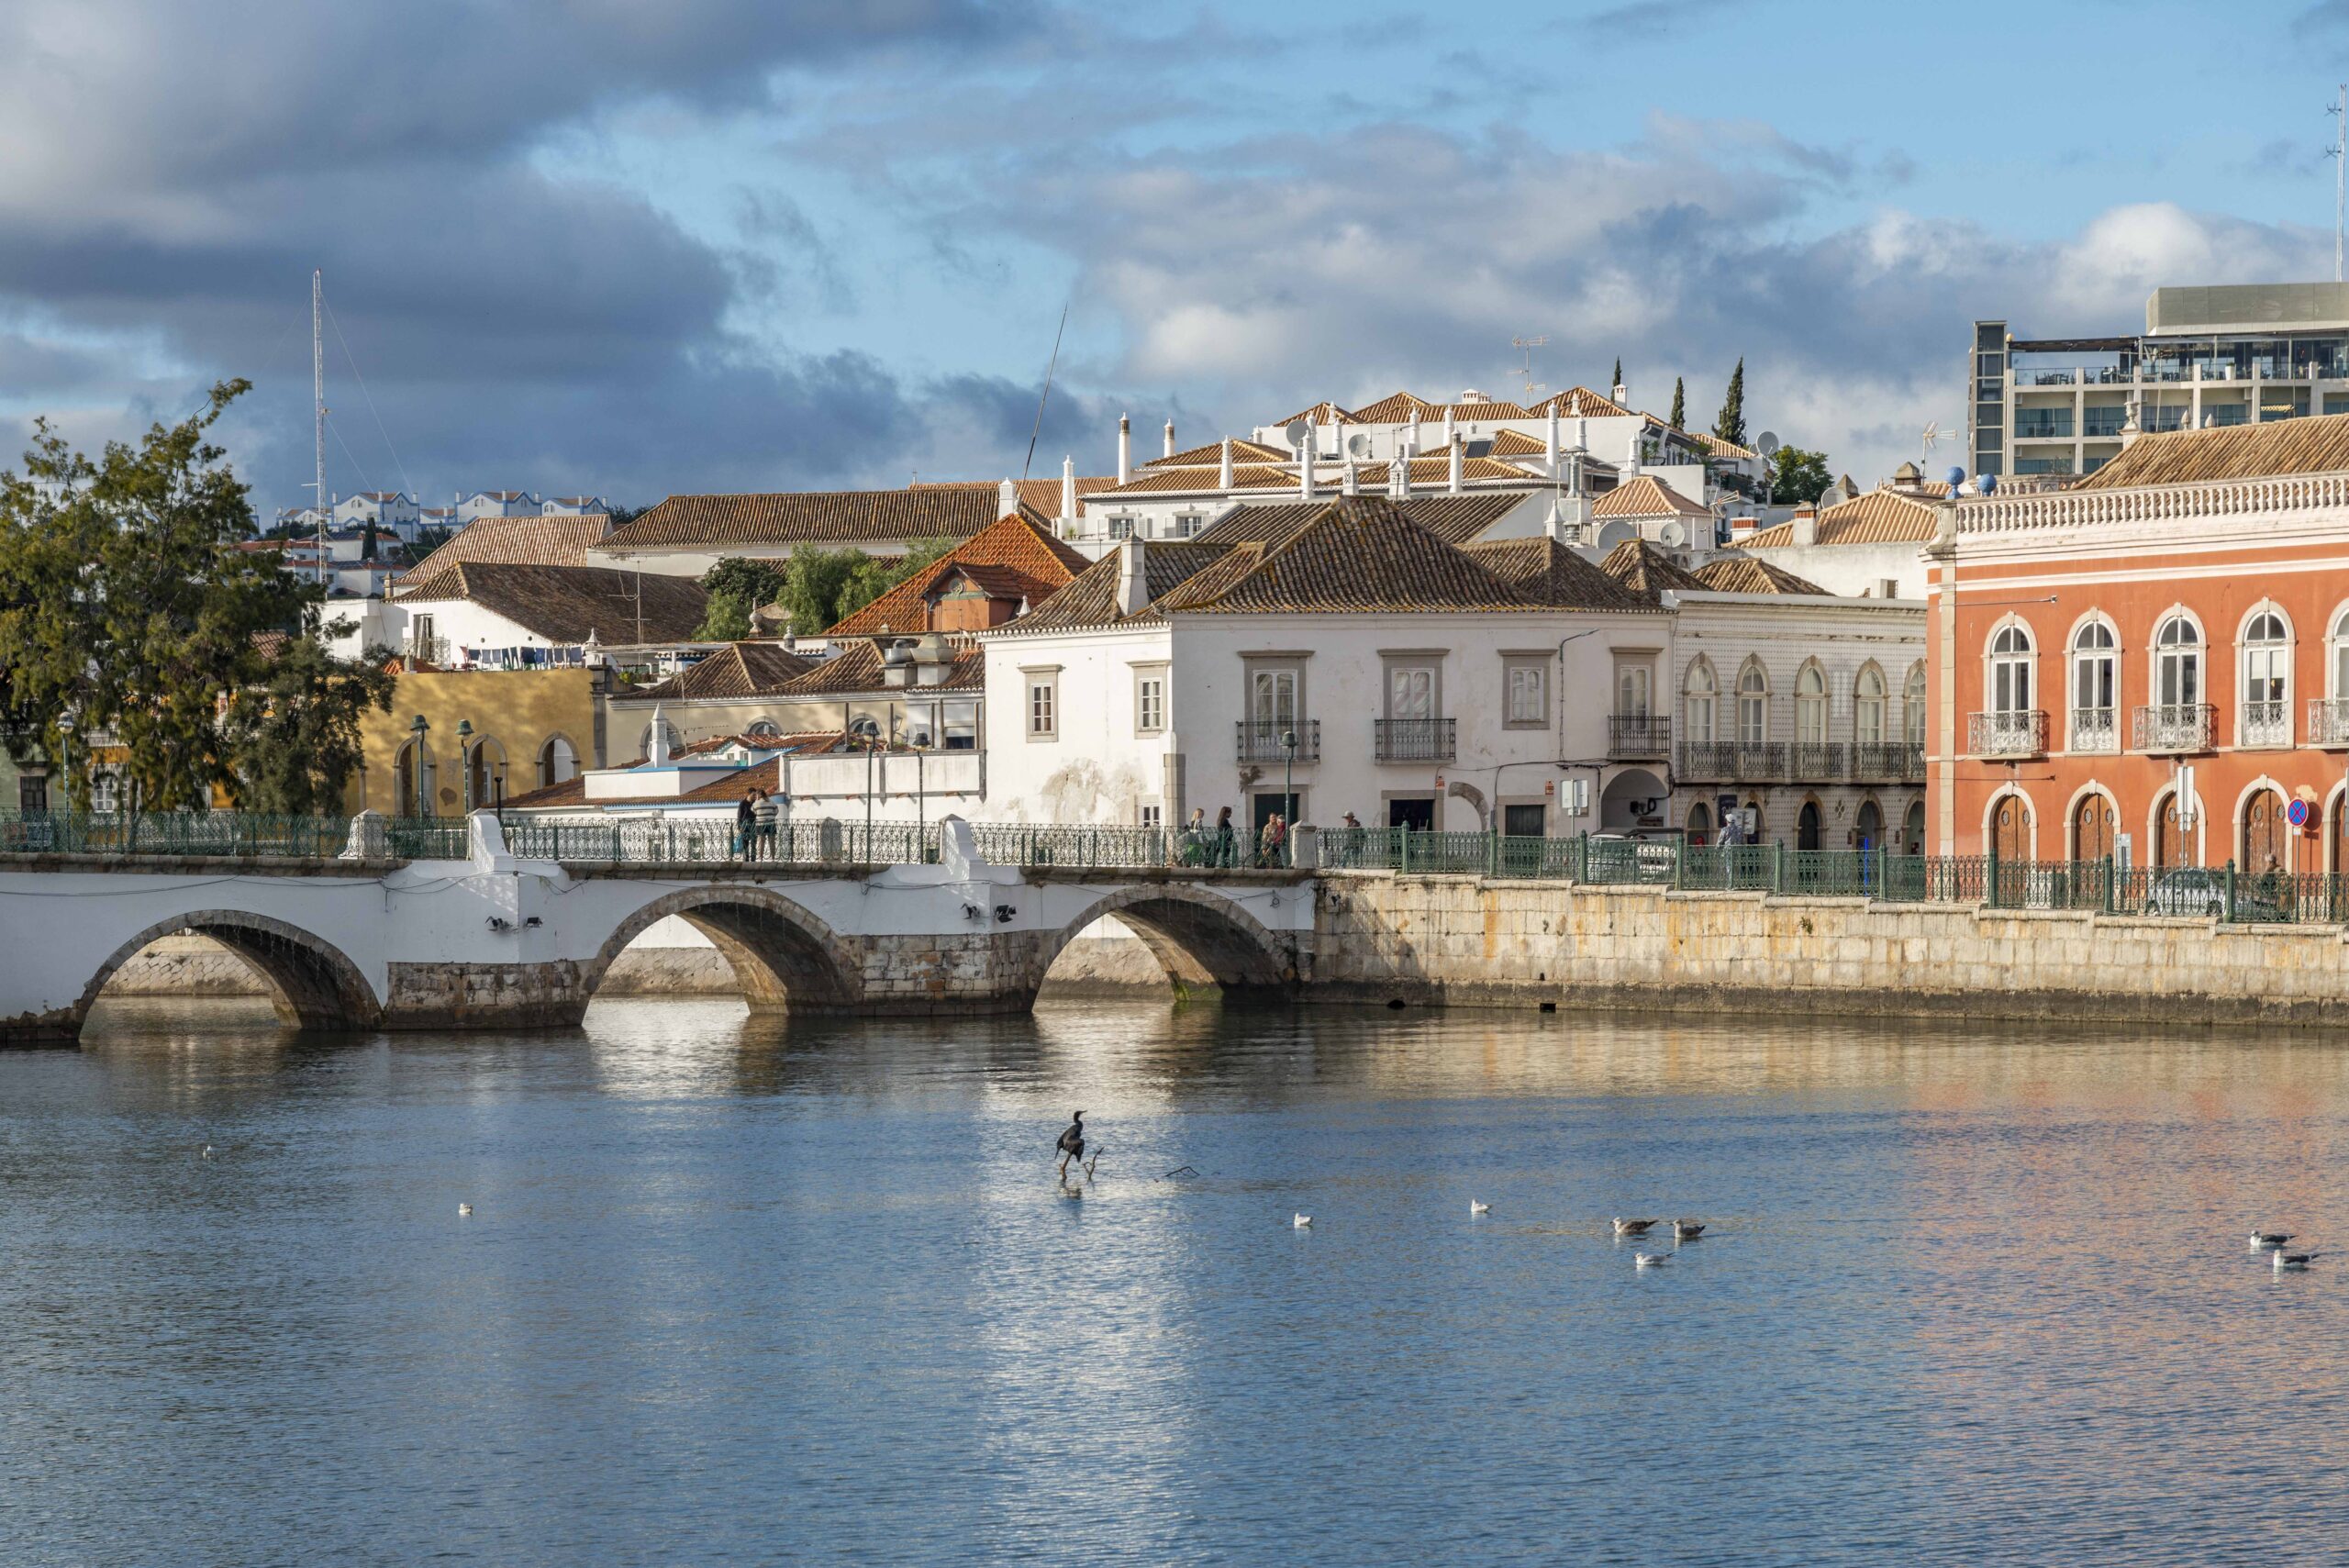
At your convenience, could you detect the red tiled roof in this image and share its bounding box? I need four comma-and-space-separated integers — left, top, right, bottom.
1152, 497, 1542, 615
1590, 474, 1710, 518
826, 512, 1089, 637
1598, 539, 1706, 596
1689, 556, 1831, 595
394, 512, 613, 586
779, 637, 985, 695
392, 562, 708, 644
622, 642, 816, 701
603, 489, 1010, 551
1741, 487, 1939, 549
1145, 438, 1289, 469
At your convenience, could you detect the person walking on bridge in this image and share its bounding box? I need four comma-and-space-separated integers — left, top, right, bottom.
735, 789, 758, 861
753, 786, 781, 862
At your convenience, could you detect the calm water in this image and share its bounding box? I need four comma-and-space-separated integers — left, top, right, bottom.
6, 997, 2349, 1565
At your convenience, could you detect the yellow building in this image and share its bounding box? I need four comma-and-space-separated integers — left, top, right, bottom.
351, 666, 608, 817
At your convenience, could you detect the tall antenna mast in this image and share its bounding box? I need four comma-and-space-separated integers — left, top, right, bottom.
2334, 84, 2346, 283
313, 268, 328, 584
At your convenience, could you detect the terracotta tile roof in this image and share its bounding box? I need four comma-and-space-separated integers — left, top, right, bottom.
1693, 430, 1759, 461
394, 512, 613, 587
602, 489, 1010, 550
826, 512, 1090, 636
909, 476, 1114, 519
1152, 497, 1543, 615
1462, 538, 1663, 613
1264, 400, 1356, 428
623, 642, 816, 701
779, 636, 985, 695
1598, 539, 1707, 596
1194, 493, 1523, 549
1590, 474, 1711, 518
1531, 386, 1635, 419
1690, 556, 1831, 595
1145, 438, 1288, 469
1742, 487, 1940, 549
393, 562, 709, 644
1486, 428, 1550, 457
2067, 413, 2349, 490
1096, 464, 1292, 496
1011, 542, 1237, 631
1347, 391, 1438, 424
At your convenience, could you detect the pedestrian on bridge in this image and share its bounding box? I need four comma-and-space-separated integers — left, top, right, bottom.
735, 790, 758, 861
753, 787, 781, 861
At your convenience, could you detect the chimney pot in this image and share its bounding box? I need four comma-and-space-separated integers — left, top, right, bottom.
1115, 538, 1148, 617
1117, 414, 1131, 484
1163, 419, 1175, 459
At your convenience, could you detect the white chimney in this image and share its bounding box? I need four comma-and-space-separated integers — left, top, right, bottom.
1546, 407, 1561, 476
1448, 434, 1464, 495
1394, 436, 1413, 499
1297, 440, 1316, 500
1117, 414, 1131, 484
1163, 418, 1175, 458
1219, 436, 1234, 489
1624, 428, 1642, 475
1790, 506, 1818, 547
1442, 408, 1456, 451
1341, 453, 1359, 495
648, 704, 671, 766
1115, 538, 1147, 617
998, 477, 1018, 515
1613, 377, 1630, 406
1061, 455, 1075, 522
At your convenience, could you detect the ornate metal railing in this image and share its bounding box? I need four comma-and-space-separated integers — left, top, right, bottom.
1375, 717, 1455, 763
1966, 709, 2048, 757
2132, 703, 2215, 753
2067, 706, 2117, 753
2309, 697, 2349, 747
1235, 718, 1319, 762
2238, 700, 2290, 749
1607, 715, 1670, 758
1676, 740, 1786, 780
1849, 740, 1926, 781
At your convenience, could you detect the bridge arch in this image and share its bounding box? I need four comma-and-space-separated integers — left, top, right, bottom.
80, 910, 381, 1032
585, 885, 862, 1012
1035, 883, 1296, 1000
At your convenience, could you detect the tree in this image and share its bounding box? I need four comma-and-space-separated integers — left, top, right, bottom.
771, 547, 870, 636
1669, 376, 1687, 430
1611, 356, 1623, 394
1768, 444, 1834, 505
695, 589, 753, 642
1714, 358, 1748, 449
0, 381, 324, 815
218, 633, 398, 815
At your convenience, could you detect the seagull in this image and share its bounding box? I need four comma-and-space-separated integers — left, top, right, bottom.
1614, 1218, 1658, 1237
1056, 1111, 1086, 1181
1294, 1213, 1313, 1229
2250, 1231, 2294, 1250
457, 1203, 473, 1218
200, 1145, 213, 1160
1470, 1200, 1491, 1217
1674, 1220, 1706, 1240
1634, 1252, 1667, 1269
2274, 1251, 2319, 1271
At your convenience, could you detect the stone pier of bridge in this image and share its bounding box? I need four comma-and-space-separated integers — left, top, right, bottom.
0, 816, 1318, 1041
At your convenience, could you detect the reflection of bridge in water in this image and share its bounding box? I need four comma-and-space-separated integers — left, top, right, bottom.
0, 814, 1317, 1042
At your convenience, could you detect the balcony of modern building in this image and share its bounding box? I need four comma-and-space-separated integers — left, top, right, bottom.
2011, 411, 2075, 440
1374, 717, 1454, 764
1967, 709, 2049, 758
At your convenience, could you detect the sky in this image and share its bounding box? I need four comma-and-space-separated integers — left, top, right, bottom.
1, 0, 2345, 516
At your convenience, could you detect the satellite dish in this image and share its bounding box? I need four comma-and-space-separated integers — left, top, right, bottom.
1347, 432, 1373, 458
1658, 520, 1687, 548
1283, 419, 1311, 449
1755, 430, 1781, 456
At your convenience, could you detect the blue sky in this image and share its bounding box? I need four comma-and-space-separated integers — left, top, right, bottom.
0, 0, 2342, 513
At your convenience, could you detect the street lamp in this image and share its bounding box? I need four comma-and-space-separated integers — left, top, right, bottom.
55, 715, 73, 815
1281, 728, 1298, 866
494, 757, 507, 817
408, 714, 430, 817
455, 718, 473, 811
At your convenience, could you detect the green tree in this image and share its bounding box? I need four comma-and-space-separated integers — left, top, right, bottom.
1669, 376, 1686, 429
1611, 356, 1623, 394
1767, 444, 1833, 505
772, 546, 870, 635
695, 589, 752, 642
1714, 358, 1748, 449
218, 633, 398, 815
699, 556, 789, 610
0, 381, 321, 814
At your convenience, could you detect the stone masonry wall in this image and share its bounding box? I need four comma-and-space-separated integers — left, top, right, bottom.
1309, 873, 2349, 1027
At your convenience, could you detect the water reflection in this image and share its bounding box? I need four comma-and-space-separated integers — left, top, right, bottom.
17, 995, 2349, 1563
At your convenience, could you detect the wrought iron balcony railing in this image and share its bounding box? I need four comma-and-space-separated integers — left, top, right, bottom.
2067, 706, 2117, 753
1676, 740, 1786, 780
1235, 718, 1319, 762
2309, 697, 2349, 748
2239, 700, 2291, 750
1375, 717, 1455, 763
1968, 709, 2048, 757
1848, 740, 1925, 782
1788, 740, 1846, 779
2132, 703, 2214, 753
1607, 714, 1670, 757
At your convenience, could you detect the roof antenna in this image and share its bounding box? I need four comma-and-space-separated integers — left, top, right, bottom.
2330, 84, 2345, 282
1020, 300, 1070, 484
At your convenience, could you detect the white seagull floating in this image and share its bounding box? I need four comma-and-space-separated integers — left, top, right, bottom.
2250, 1231, 2294, 1250
1470, 1200, 1491, 1217
457, 1203, 473, 1218
1613, 1218, 1658, 1237
1674, 1220, 1706, 1240
2274, 1251, 2319, 1272
1293, 1213, 1313, 1229
200, 1145, 213, 1160
1634, 1252, 1667, 1269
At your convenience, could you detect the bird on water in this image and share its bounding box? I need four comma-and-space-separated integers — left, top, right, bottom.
457, 1203, 473, 1218
1056, 1111, 1086, 1180
1470, 1200, 1490, 1217
1634, 1252, 1667, 1270
2274, 1251, 2319, 1272
1294, 1213, 1313, 1229
1674, 1220, 1706, 1240
1614, 1218, 1658, 1237
2251, 1231, 2294, 1250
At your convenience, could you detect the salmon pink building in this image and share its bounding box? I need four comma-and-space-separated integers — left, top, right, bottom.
1929, 417, 2349, 873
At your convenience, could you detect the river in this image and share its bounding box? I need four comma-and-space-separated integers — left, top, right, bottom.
5, 995, 2348, 1565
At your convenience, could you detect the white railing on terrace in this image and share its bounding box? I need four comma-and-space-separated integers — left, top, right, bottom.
1960, 471, 2349, 533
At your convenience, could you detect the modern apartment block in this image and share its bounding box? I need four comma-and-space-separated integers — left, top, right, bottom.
1970, 283, 2349, 481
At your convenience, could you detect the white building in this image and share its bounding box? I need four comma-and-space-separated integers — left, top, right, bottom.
1720, 473, 1941, 600
329, 562, 708, 670
456, 490, 541, 523
333, 491, 421, 540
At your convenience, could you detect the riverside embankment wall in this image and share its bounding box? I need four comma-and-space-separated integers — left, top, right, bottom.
1310, 873, 2349, 1028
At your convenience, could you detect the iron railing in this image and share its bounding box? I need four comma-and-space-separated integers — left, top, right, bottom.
1676, 740, 1785, 780
2239, 700, 2291, 749
1235, 718, 1319, 763
0, 810, 472, 860
2067, 707, 2117, 753
1849, 740, 1926, 781
1967, 709, 2048, 756
2132, 702, 2215, 752
1375, 717, 1456, 763
2309, 697, 2349, 747
1788, 740, 1845, 779
1608, 715, 1670, 757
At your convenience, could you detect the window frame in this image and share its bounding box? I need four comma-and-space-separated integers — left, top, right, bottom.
1684, 658, 1718, 745
1021, 664, 1062, 741
1735, 660, 1769, 745
1132, 663, 1168, 737
1502, 655, 1550, 729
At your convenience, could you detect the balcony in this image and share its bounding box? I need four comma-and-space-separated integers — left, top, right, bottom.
1677, 740, 1786, 781
2309, 697, 2349, 747
1608, 714, 1670, 758
1968, 709, 2048, 757
2013, 416, 2075, 439
1375, 717, 1455, 763
2132, 703, 2215, 753
2239, 700, 2291, 750
2082, 409, 2129, 439
1236, 718, 1319, 763
1788, 740, 1846, 780
2067, 706, 2118, 753
1850, 740, 1925, 782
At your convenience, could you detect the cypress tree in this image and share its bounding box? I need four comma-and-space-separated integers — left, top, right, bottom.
1611, 356, 1623, 394
1714, 358, 1747, 448
1669, 376, 1686, 429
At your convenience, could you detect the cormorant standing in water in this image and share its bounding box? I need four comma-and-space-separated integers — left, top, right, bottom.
1056, 1111, 1086, 1180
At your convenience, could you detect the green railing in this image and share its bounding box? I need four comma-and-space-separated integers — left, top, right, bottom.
0, 809, 351, 858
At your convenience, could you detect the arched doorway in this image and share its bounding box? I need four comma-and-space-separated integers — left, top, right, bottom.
394, 740, 433, 817
2154, 790, 2187, 867
1598, 768, 1666, 835
1855, 799, 1883, 851
465, 738, 507, 812
1903, 799, 1924, 855
2243, 787, 2287, 874
2073, 793, 2116, 861
1686, 801, 1713, 846
539, 736, 578, 788
1991, 794, 2032, 858
1797, 799, 1823, 851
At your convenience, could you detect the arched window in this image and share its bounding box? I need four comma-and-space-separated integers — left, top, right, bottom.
2332, 606, 2349, 696
1795, 664, 1827, 744
538, 736, 577, 789
745, 718, 782, 740
464, 737, 507, 812
1684, 661, 1716, 745
2324, 607, 2349, 745
395, 740, 434, 817
1903, 662, 1926, 748
2241, 609, 2290, 747
2070, 620, 2116, 751
639, 720, 683, 761
2154, 616, 2200, 707
1989, 624, 2034, 714
1736, 662, 1768, 746
1854, 666, 1887, 745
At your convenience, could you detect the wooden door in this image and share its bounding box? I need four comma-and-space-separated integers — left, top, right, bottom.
2243, 790, 2287, 873
2156, 794, 2185, 866
1992, 796, 2031, 861
2073, 795, 2115, 862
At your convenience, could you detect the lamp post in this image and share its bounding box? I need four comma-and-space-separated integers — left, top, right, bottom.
55, 716, 73, 815
1281, 728, 1298, 867
494, 758, 507, 817
408, 714, 429, 817
455, 718, 473, 813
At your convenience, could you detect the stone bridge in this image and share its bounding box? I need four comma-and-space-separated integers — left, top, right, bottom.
0, 816, 1318, 1041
